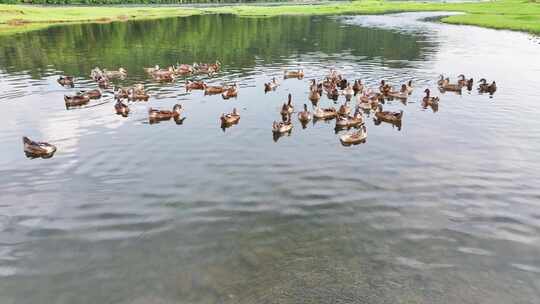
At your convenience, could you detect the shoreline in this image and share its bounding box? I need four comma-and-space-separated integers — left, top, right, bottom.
1, 1, 539, 36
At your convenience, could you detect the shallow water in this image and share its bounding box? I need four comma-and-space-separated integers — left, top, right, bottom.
1, 13, 540, 304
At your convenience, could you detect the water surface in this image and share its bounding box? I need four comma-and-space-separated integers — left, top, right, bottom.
1, 13, 540, 304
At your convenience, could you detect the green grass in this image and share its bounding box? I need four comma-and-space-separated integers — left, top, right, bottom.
1, 0, 540, 35
0, 4, 201, 34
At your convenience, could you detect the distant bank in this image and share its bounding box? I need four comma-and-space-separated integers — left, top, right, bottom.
1, 1, 539, 35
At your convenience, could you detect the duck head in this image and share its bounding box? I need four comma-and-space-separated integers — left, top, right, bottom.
424, 88, 431, 96
173, 104, 183, 114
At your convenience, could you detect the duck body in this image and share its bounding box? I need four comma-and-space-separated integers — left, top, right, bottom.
478, 79, 497, 94
80, 89, 102, 99
313, 106, 338, 120
204, 85, 227, 95
194, 61, 221, 75
114, 101, 130, 117
148, 104, 183, 122
340, 125, 367, 146
57, 76, 74, 87
298, 104, 312, 123
338, 103, 351, 116
387, 84, 409, 100
175, 63, 194, 75
308, 89, 321, 103
379, 80, 392, 96
222, 84, 238, 99
375, 105, 403, 123
343, 85, 354, 101
186, 80, 206, 91
220, 109, 241, 125
152, 68, 176, 82
144, 65, 160, 74
439, 78, 462, 92
64, 94, 90, 107
405, 80, 414, 94
280, 94, 294, 116
353, 80, 364, 95
272, 120, 293, 134
283, 69, 304, 79
422, 89, 439, 106
264, 78, 280, 92
23, 136, 57, 158
336, 111, 363, 129
103, 68, 127, 79
97, 76, 110, 89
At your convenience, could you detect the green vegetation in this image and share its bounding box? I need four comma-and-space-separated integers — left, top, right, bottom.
1, 0, 540, 35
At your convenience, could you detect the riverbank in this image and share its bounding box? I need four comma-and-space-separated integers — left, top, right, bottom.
0, 0, 539, 35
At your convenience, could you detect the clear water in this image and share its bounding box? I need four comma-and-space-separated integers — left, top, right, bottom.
0, 13, 539, 304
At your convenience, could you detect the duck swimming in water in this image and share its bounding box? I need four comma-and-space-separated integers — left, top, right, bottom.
298, 104, 312, 124
57, 76, 74, 87
22, 136, 57, 159
220, 108, 241, 126
422, 89, 440, 106
264, 77, 280, 92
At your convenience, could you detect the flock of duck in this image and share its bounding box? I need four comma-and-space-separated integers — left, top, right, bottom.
23, 62, 497, 159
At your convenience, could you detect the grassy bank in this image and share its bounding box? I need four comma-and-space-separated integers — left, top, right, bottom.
0, 5, 201, 34
1, 0, 539, 35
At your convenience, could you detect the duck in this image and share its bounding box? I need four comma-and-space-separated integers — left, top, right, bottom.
222, 84, 238, 99
103, 68, 127, 79
264, 77, 280, 92
358, 90, 381, 106
79, 89, 101, 99
57, 76, 74, 87
204, 85, 227, 95
128, 88, 149, 102
280, 94, 294, 116
90, 67, 103, 81
387, 84, 409, 100
220, 108, 240, 126
465, 78, 474, 91
337, 78, 348, 91
308, 87, 321, 103
313, 106, 338, 120
457, 74, 468, 87
186, 80, 206, 91
379, 80, 392, 96
97, 76, 110, 89
343, 84, 354, 101
174, 63, 194, 75
298, 104, 312, 123
338, 102, 351, 116
375, 104, 403, 123
283, 69, 304, 79
114, 100, 130, 117
272, 120, 293, 134
353, 80, 364, 95
327, 87, 339, 101
339, 125, 367, 146
405, 80, 413, 94
152, 68, 176, 82
327, 69, 341, 81
478, 79, 497, 94
193, 61, 220, 76
64, 94, 90, 107
335, 107, 364, 129
439, 77, 462, 92
148, 104, 183, 121
437, 75, 446, 86
144, 65, 160, 74
422, 89, 440, 106
22, 136, 57, 159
